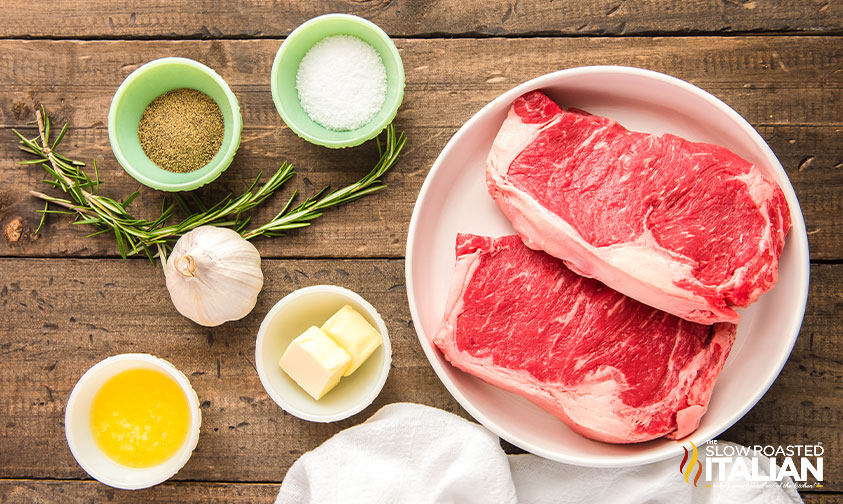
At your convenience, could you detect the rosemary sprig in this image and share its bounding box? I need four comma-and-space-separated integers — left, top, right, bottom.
242, 124, 405, 239
13, 106, 405, 267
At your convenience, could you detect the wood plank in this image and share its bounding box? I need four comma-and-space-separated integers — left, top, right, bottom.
0, 480, 836, 504
3, 38, 840, 129
0, 1, 840, 39
0, 38, 840, 259
0, 480, 278, 504
1, 258, 840, 490
721, 265, 843, 492
2, 124, 839, 259
802, 494, 843, 503
0, 257, 467, 483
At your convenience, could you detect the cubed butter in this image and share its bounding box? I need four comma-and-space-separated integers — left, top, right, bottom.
321, 305, 382, 376
279, 326, 352, 400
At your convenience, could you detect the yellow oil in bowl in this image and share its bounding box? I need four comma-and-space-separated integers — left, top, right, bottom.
89, 368, 191, 468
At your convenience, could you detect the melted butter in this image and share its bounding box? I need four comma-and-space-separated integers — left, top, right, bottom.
90, 368, 190, 468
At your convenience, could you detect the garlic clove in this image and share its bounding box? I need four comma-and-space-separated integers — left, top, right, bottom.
165, 226, 264, 327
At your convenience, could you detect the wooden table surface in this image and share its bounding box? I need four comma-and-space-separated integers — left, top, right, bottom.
0, 2, 840, 502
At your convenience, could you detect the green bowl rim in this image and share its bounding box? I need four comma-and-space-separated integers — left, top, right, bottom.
270, 14, 405, 149
107, 57, 243, 192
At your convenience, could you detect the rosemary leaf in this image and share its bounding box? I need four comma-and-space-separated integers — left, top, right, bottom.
114, 227, 126, 259
34, 201, 49, 234
51, 123, 68, 151
15, 106, 405, 265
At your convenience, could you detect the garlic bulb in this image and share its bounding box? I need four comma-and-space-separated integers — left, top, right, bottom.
165, 226, 264, 327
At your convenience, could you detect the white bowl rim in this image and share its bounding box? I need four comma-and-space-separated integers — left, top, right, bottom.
255, 284, 393, 422
405, 65, 810, 467
64, 353, 202, 489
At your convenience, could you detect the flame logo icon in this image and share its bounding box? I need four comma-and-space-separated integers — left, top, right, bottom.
679, 441, 703, 487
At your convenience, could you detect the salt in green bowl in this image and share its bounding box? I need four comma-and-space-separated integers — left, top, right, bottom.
271, 14, 405, 149
108, 57, 242, 192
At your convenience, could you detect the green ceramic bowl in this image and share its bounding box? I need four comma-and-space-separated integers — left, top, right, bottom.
271, 14, 405, 149
108, 57, 242, 192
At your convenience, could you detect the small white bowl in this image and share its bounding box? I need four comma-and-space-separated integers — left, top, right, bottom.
65, 353, 202, 490
255, 285, 392, 422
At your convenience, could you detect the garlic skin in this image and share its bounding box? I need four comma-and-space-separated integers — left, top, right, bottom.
165, 226, 264, 327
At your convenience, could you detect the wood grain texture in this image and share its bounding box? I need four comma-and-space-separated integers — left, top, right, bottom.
1, 7, 840, 499
0, 258, 464, 483
0, 480, 278, 504
1, 37, 840, 259
0, 0, 840, 39
799, 493, 842, 503
1, 258, 840, 490
0, 481, 838, 504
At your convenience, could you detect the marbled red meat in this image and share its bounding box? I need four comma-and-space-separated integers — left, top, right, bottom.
486, 90, 791, 324
434, 234, 736, 443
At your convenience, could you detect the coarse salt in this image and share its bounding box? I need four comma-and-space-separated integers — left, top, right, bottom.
295, 35, 388, 131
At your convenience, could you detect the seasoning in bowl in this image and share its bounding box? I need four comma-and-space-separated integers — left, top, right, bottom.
138, 88, 224, 173
89, 368, 191, 468
279, 304, 383, 400
295, 35, 387, 131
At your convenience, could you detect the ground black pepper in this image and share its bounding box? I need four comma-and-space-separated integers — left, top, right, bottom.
138, 88, 224, 173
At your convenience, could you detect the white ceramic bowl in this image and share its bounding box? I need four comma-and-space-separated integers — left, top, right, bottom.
406, 66, 809, 467
255, 285, 392, 422
64, 353, 202, 489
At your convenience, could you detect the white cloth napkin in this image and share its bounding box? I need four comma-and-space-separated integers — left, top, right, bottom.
276, 403, 802, 504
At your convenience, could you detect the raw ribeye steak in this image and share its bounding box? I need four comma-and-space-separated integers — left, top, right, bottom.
434, 234, 736, 444
486, 90, 791, 324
